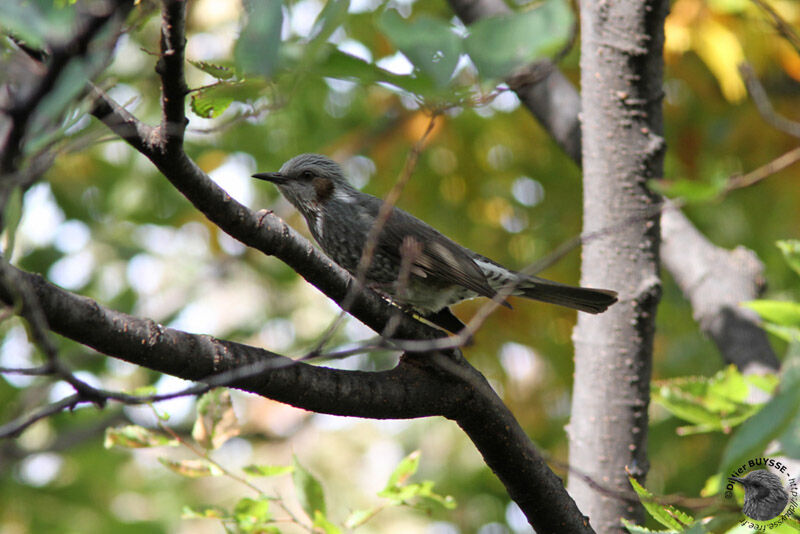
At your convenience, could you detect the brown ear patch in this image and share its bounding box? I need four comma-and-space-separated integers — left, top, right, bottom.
312, 177, 334, 202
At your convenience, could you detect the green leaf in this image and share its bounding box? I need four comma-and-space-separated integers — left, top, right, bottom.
379, 481, 457, 510
0, 2, 49, 48
463, 0, 573, 79
293, 456, 326, 519
313, 510, 342, 534
719, 344, 800, 479
190, 79, 268, 119
2, 186, 23, 260
651, 366, 766, 433
629, 477, 695, 530
234, 497, 275, 533
762, 323, 800, 343
192, 389, 240, 450
242, 464, 294, 477
647, 178, 726, 203
181, 505, 231, 519
384, 450, 420, 490
316, 48, 433, 95
159, 458, 224, 478
234, 0, 283, 78
310, 0, 349, 44
777, 240, 800, 277
378, 10, 461, 87
377, 451, 456, 511
190, 60, 236, 80
104, 425, 178, 449
621, 518, 682, 533
743, 300, 800, 328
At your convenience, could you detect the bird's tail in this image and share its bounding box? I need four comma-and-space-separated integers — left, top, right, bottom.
515, 276, 618, 314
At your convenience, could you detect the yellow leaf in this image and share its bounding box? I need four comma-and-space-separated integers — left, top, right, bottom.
693, 18, 747, 102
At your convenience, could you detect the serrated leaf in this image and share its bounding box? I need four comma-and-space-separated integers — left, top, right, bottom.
293, 456, 326, 519
629, 477, 695, 530
193, 389, 240, 450
463, 0, 573, 79
719, 347, 800, 480
652, 366, 765, 433
234, 497, 274, 532
159, 458, 224, 478
242, 464, 294, 477
621, 518, 681, 533
743, 300, 800, 328
2, 186, 23, 260
378, 10, 461, 87
182, 504, 231, 519
777, 240, 800, 278
234, 0, 283, 78
190, 60, 235, 80
190, 79, 268, 119
313, 510, 342, 534
104, 425, 178, 449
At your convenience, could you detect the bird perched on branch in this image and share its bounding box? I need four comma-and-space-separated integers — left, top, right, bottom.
253, 153, 617, 333
729, 470, 789, 521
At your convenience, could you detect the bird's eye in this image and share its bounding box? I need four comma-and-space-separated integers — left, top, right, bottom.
301, 170, 314, 180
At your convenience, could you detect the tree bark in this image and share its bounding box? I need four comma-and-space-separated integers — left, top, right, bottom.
446, 0, 777, 373
568, 1, 668, 532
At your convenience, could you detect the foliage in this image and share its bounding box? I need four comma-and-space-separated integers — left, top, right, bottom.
0, 0, 799, 532
104, 392, 454, 533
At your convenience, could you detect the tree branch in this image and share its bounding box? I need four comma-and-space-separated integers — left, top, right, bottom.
0, 263, 451, 419
0, 0, 134, 175
446, 0, 777, 372
660, 204, 779, 372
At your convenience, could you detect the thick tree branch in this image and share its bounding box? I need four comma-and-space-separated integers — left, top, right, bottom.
0, 260, 594, 532
446, 0, 777, 371
0, 3, 594, 530
156, 0, 188, 150
661, 205, 778, 372
0, 264, 449, 419
90, 91, 438, 342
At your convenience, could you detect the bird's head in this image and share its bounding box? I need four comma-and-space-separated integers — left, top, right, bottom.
729, 469, 789, 520
253, 154, 353, 217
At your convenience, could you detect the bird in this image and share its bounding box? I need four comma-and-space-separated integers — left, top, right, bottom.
729, 470, 789, 521
252, 153, 618, 333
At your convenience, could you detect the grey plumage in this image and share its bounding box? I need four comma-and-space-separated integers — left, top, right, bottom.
729, 470, 789, 521
253, 153, 618, 332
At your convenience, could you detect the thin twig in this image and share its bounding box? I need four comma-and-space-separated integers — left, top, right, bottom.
305, 113, 441, 357
157, 416, 314, 532
739, 63, 800, 139
750, 0, 800, 53
723, 144, 800, 194
0, 394, 85, 439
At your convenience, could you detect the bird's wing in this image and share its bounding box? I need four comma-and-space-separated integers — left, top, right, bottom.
373, 205, 498, 300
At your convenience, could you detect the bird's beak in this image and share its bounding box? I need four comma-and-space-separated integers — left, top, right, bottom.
729, 476, 744, 485
252, 172, 288, 184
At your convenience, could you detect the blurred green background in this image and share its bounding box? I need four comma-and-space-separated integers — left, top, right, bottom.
1, 0, 799, 532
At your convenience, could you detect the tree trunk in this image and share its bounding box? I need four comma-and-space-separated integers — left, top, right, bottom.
568, 1, 669, 532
